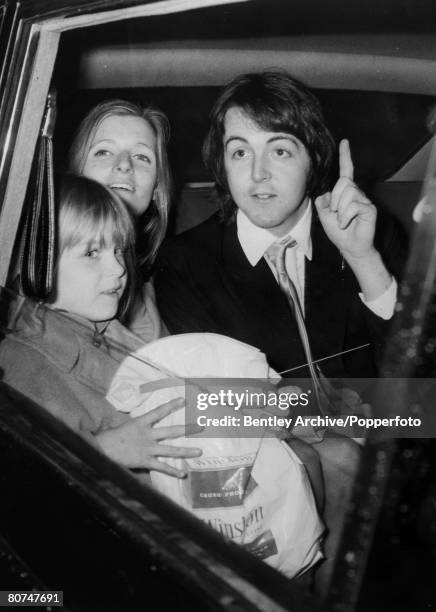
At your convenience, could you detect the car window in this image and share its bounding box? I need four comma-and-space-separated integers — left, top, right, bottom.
1, 1, 436, 609
55, 86, 436, 186
54, 85, 435, 235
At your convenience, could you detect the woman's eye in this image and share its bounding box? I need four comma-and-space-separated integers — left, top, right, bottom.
94, 149, 112, 158
133, 153, 151, 163
84, 249, 99, 258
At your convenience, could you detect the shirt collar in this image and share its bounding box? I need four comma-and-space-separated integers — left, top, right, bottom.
236, 202, 313, 267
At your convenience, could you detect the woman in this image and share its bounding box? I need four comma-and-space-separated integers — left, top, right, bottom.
69, 99, 171, 340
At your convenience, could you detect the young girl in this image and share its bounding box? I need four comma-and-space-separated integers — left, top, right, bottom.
0, 175, 324, 582
0, 174, 200, 477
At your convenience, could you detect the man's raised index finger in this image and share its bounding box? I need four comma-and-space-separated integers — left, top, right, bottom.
339, 139, 354, 180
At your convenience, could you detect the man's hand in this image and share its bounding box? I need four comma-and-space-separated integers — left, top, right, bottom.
96, 397, 202, 478
315, 139, 392, 302
315, 139, 376, 260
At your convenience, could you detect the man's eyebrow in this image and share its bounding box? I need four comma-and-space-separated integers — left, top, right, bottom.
268, 134, 300, 146
224, 134, 300, 148
224, 136, 247, 148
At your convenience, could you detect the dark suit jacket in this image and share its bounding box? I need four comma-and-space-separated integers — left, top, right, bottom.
154, 211, 405, 379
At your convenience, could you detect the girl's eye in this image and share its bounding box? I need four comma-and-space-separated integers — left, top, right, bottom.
85, 249, 99, 258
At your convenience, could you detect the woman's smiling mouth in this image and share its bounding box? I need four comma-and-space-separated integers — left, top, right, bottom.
109, 183, 135, 193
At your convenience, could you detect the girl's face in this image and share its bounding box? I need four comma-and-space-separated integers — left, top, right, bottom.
82, 115, 157, 216
52, 237, 127, 322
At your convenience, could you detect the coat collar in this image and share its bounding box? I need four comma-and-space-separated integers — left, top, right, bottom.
6, 297, 142, 392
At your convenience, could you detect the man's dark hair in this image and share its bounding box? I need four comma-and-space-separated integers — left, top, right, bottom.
203, 70, 336, 220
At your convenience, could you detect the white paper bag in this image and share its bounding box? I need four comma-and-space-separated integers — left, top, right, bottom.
107, 333, 324, 577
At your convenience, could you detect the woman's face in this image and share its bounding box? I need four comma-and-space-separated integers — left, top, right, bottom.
82, 115, 157, 216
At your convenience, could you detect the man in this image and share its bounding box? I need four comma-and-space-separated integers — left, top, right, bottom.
155, 71, 406, 590
155, 71, 403, 380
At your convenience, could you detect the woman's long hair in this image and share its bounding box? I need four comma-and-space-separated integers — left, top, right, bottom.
69, 99, 171, 273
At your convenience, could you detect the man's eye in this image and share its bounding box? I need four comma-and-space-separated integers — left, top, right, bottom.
232, 149, 248, 160
274, 148, 291, 158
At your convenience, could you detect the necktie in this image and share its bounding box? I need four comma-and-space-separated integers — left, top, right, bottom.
266, 237, 325, 414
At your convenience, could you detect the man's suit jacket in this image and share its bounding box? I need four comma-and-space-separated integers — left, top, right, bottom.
154, 211, 404, 379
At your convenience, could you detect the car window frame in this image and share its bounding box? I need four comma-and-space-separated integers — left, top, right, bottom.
1, 1, 435, 609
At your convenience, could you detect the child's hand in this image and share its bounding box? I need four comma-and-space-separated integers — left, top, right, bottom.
96, 397, 202, 478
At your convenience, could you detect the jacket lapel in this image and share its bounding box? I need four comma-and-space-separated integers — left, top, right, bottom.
305, 212, 350, 365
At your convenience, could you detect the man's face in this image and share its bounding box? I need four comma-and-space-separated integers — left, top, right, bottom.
223, 107, 311, 236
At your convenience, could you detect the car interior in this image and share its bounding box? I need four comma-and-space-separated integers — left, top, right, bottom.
0, 0, 436, 609
52, 10, 436, 238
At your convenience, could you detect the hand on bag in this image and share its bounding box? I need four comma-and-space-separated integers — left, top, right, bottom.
96, 397, 202, 478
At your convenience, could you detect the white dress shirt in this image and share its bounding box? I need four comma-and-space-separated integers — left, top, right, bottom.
236, 204, 397, 320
